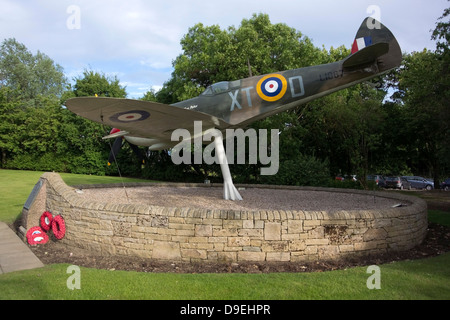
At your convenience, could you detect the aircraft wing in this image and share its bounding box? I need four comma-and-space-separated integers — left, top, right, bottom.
65, 97, 230, 141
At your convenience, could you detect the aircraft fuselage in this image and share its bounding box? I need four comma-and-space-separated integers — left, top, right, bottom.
172, 60, 380, 128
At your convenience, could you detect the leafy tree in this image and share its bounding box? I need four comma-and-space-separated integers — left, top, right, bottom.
395, 50, 449, 185
71, 70, 127, 98
62, 70, 128, 174
0, 42, 129, 174
236, 14, 321, 72
0, 87, 25, 166
140, 88, 158, 102
0, 38, 67, 100
432, 2, 450, 58
0, 39, 68, 169
159, 13, 321, 102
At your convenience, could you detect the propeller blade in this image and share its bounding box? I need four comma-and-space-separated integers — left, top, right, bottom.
108, 137, 123, 165
128, 143, 143, 158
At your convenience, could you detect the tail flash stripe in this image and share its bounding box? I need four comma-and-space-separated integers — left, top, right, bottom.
351, 36, 372, 54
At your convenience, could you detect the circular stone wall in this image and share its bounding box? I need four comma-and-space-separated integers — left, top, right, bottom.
38, 173, 427, 263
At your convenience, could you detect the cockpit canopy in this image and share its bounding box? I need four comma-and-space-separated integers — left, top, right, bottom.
201, 80, 240, 96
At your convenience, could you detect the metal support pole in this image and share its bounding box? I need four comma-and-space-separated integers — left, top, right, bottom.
213, 132, 243, 201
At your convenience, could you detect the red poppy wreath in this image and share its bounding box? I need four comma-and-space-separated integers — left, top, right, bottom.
51, 215, 66, 240
40, 211, 53, 232
26, 226, 49, 245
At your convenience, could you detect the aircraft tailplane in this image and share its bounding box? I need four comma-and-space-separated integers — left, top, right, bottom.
343, 17, 402, 72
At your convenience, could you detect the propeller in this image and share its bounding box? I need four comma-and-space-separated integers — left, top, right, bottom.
108, 136, 123, 166
106, 128, 146, 166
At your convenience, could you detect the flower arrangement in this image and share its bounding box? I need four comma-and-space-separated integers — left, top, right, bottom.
51, 214, 66, 240
40, 211, 53, 232
26, 212, 66, 246
26, 226, 49, 246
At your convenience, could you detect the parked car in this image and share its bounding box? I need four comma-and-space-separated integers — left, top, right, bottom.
335, 174, 357, 182
402, 176, 434, 190
367, 175, 386, 188
385, 176, 411, 190
441, 178, 450, 191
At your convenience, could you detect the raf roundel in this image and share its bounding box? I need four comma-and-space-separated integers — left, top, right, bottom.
256, 74, 288, 102
110, 110, 150, 123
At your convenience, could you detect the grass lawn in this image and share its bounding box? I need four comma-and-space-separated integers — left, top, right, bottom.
429, 209, 450, 227
0, 253, 449, 300
0, 169, 153, 223
0, 169, 449, 300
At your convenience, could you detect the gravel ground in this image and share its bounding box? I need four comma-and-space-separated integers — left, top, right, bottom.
75, 186, 403, 212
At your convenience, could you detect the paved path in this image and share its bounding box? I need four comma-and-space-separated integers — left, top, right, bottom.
0, 222, 44, 274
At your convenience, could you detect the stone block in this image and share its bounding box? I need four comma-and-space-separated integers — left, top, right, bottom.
289, 240, 306, 251
288, 220, 303, 234
217, 252, 237, 262
181, 248, 207, 260
243, 246, 261, 252
213, 227, 238, 237
228, 237, 251, 247
237, 251, 266, 262
152, 241, 181, 260
318, 245, 339, 259
363, 228, 387, 241
266, 252, 290, 261
304, 220, 321, 227
243, 220, 254, 228
238, 228, 263, 237
195, 224, 212, 237
112, 221, 131, 237
223, 220, 242, 228
261, 241, 288, 252
338, 244, 354, 252
254, 220, 264, 229
264, 222, 281, 240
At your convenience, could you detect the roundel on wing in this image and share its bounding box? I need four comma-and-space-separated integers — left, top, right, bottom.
109, 110, 150, 123
256, 74, 288, 102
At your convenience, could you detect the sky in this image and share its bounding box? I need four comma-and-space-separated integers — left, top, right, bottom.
0, 0, 448, 99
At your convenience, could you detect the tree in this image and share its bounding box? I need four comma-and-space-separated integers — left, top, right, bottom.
0, 87, 24, 166
0, 38, 68, 168
395, 50, 449, 186
71, 70, 127, 98
159, 13, 320, 102
0, 46, 130, 174
233, 13, 320, 74
432, 2, 450, 58
0, 38, 67, 100
62, 70, 128, 174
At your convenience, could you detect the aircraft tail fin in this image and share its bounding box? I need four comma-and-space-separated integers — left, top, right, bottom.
343, 18, 402, 72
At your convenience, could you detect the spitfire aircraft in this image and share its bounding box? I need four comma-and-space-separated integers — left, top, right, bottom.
66, 17, 402, 200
